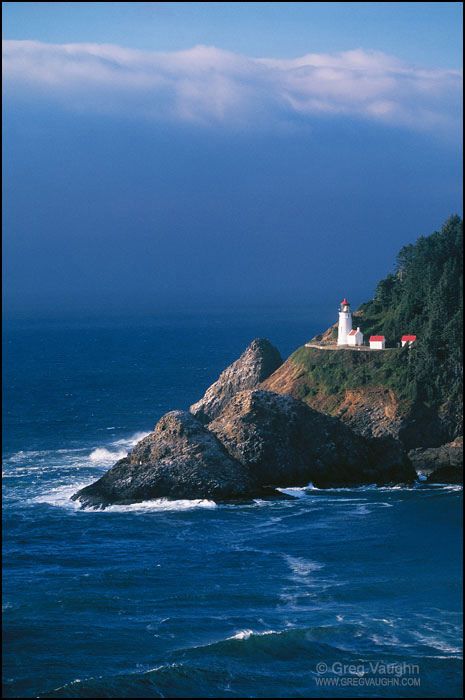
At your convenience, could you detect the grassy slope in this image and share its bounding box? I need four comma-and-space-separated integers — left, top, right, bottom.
289, 345, 413, 410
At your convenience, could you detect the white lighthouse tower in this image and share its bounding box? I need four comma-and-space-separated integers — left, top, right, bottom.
337, 298, 353, 346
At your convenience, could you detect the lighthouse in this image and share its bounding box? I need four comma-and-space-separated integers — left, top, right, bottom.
337, 298, 353, 345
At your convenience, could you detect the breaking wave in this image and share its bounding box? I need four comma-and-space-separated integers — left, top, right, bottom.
33, 482, 216, 513
88, 447, 127, 464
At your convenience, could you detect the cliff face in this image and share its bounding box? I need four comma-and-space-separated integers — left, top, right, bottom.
262, 345, 460, 450
209, 389, 414, 488
190, 338, 283, 423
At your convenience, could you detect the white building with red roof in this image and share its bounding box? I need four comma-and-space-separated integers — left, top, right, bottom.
369, 335, 386, 350
347, 327, 364, 346
401, 334, 417, 347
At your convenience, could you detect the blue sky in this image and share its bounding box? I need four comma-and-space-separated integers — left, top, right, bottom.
3, 2, 463, 67
2, 2, 463, 318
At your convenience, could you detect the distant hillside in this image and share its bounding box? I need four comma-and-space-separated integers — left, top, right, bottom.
263, 216, 463, 449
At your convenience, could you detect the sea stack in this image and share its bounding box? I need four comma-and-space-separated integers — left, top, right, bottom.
190, 338, 283, 423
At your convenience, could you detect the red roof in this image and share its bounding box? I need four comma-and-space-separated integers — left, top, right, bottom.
370, 335, 385, 342
341, 298, 349, 305
401, 335, 417, 342
347, 329, 358, 335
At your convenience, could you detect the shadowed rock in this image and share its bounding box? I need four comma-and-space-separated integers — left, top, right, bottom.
72, 411, 261, 508
209, 389, 415, 488
190, 338, 282, 423
409, 436, 463, 484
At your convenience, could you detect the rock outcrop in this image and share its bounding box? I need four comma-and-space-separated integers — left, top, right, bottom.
72, 411, 261, 508
209, 389, 415, 488
409, 436, 463, 484
72, 342, 418, 508
190, 338, 282, 423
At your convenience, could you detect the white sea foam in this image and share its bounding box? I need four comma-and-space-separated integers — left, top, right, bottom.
369, 632, 401, 646
353, 504, 371, 515
102, 498, 217, 513
32, 483, 90, 509
5, 447, 85, 463
5, 430, 151, 473
284, 554, 324, 578
33, 482, 217, 513
277, 482, 316, 497
88, 430, 151, 464
373, 617, 395, 626
412, 631, 462, 656
227, 629, 276, 641
431, 484, 463, 491
112, 431, 151, 448
88, 447, 127, 464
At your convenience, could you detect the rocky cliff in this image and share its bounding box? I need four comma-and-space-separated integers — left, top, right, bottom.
73, 341, 416, 508
190, 338, 282, 423
209, 389, 414, 488
73, 410, 262, 508
262, 345, 459, 450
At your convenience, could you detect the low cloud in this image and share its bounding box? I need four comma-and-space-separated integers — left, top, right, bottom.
2, 40, 462, 132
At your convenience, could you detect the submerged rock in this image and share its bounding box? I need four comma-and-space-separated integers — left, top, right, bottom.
209, 389, 415, 488
72, 411, 261, 508
190, 338, 282, 423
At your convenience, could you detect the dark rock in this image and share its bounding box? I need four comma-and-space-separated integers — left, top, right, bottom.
365, 435, 417, 485
426, 464, 462, 484
190, 338, 282, 423
73, 387, 416, 509
72, 411, 261, 508
409, 436, 463, 484
209, 389, 415, 488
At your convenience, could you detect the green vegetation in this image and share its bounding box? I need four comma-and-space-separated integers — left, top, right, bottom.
358, 215, 463, 408
293, 216, 463, 415
291, 345, 413, 406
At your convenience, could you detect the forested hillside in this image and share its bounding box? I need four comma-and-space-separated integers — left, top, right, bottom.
358, 215, 463, 412
264, 216, 463, 447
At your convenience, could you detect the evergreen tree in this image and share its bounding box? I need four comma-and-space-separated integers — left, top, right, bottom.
359, 215, 463, 418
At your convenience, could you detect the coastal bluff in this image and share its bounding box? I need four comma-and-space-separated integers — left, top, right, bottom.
73, 339, 416, 509
263, 343, 463, 451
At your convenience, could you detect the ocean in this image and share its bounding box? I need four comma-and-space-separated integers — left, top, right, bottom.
2, 310, 463, 698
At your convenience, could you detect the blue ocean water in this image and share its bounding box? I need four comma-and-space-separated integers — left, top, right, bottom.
2, 311, 463, 698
